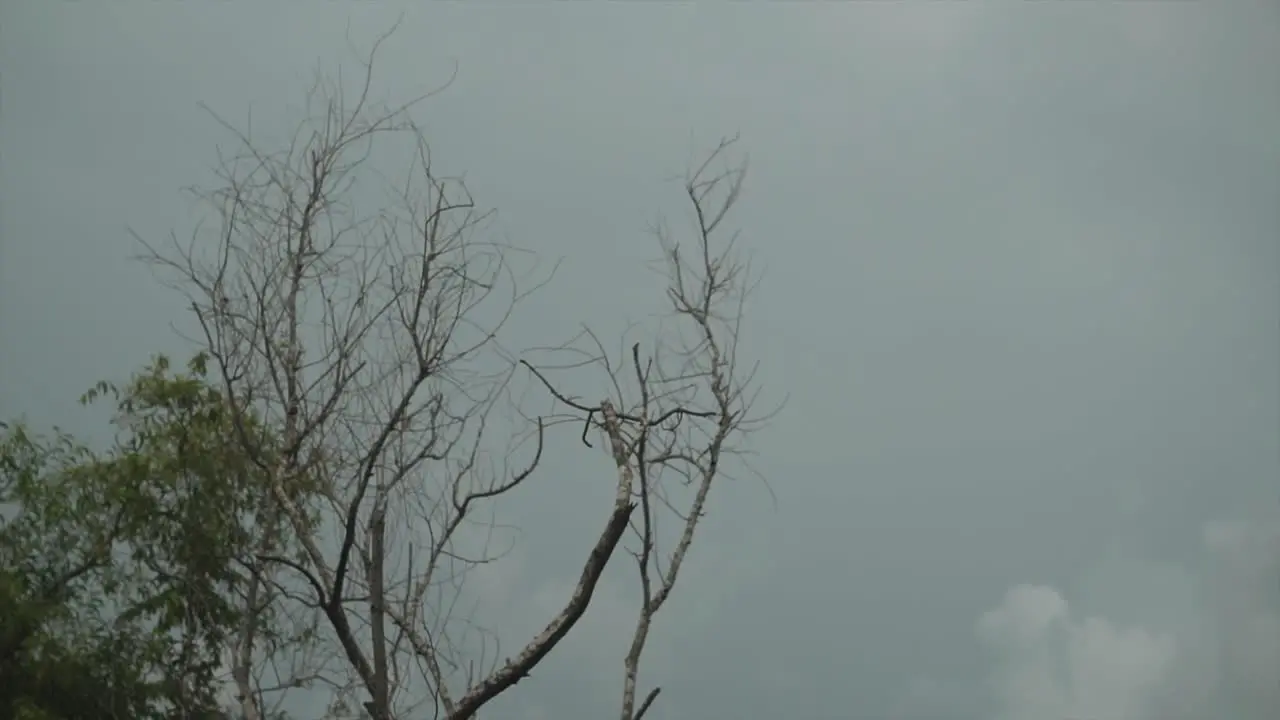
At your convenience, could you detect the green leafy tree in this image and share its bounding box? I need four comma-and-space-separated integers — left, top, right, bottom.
1, 354, 311, 719
1, 422, 167, 719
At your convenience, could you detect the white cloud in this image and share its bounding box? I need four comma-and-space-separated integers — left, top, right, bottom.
978, 514, 1280, 720
977, 584, 1070, 648
977, 584, 1175, 720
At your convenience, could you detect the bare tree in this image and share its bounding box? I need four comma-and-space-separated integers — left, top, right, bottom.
138, 26, 770, 720
522, 135, 772, 720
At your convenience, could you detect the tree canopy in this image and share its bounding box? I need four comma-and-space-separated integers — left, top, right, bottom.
1, 355, 303, 719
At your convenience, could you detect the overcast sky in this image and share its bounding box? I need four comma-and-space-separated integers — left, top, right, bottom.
2, 3, 1277, 720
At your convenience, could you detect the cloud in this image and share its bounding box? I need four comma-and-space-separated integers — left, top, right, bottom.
977, 584, 1175, 720
977, 514, 1280, 720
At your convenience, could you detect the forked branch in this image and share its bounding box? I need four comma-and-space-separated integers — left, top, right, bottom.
521, 136, 770, 720
135, 21, 769, 719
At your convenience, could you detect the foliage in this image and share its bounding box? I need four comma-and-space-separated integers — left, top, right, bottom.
0, 354, 292, 719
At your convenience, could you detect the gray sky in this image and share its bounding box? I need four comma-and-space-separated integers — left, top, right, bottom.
2, 3, 1277, 720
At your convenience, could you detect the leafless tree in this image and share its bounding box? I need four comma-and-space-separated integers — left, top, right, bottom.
138, 25, 770, 720
521, 135, 772, 720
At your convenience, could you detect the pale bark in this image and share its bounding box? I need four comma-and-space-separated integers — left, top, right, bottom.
139, 26, 769, 720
